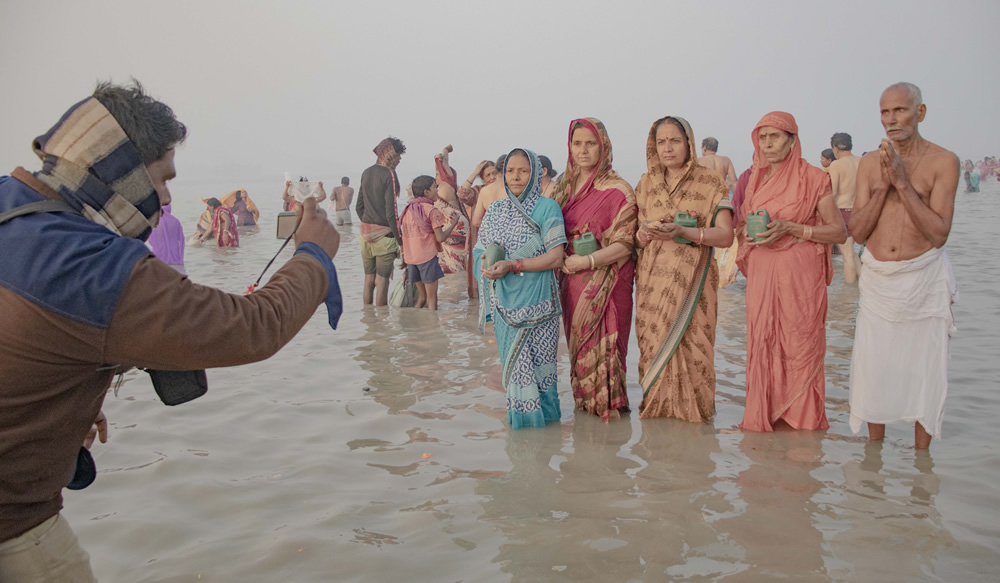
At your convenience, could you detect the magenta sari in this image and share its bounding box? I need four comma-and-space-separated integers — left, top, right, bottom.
553, 118, 638, 422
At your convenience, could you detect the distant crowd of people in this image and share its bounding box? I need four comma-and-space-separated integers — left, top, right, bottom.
960, 156, 998, 192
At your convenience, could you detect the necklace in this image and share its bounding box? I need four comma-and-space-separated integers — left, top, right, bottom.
905, 139, 930, 175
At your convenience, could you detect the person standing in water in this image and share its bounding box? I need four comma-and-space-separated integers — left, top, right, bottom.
827, 132, 863, 283
848, 82, 960, 449
357, 137, 406, 306
699, 137, 738, 192
332, 177, 354, 226
400, 176, 458, 310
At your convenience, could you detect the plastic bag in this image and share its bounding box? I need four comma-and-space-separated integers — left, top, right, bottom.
389, 272, 418, 308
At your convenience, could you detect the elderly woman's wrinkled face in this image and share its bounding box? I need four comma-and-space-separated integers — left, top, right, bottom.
655, 122, 688, 171
505, 152, 532, 196
570, 126, 601, 172
758, 126, 795, 165
482, 164, 498, 185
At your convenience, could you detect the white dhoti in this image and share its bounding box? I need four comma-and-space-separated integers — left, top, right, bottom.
849, 247, 958, 437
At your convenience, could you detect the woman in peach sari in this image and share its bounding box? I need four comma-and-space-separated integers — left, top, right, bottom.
736, 112, 846, 432
553, 118, 638, 422
634, 116, 733, 423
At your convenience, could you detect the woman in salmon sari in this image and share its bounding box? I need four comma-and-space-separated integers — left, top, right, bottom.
736, 112, 846, 432
634, 116, 734, 423
553, 118, 637, 422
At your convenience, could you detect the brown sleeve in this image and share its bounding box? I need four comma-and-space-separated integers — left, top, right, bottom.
104, 254, 328, 370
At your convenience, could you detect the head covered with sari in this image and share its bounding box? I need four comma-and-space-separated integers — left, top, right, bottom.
551, 117, 631, 208
734, 112, 833, 432
641, 116, 700, 218
633, 115, 730, 422
475, 148, 566, 332
553, 121, 639, 422
502, 148, 546, 229
739, 112, 830, 227
736, 111, 832, 278
31, 97, 163, 240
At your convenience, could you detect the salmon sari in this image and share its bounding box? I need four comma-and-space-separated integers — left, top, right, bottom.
736, 112, 832, 432
552, 118, 638, 422
634, 117, 731, 422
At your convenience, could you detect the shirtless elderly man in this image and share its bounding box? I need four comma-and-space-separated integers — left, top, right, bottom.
699, 137, 738, 192
848, 82, 960, 449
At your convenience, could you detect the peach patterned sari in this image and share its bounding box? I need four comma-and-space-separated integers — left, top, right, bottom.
634, 117, 731, 423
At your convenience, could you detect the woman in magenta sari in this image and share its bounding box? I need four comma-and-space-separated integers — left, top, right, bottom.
197, 198, 239, 247
552, 118, 638, 422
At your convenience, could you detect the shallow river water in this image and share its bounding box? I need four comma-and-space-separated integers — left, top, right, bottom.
66, 178, 999, 582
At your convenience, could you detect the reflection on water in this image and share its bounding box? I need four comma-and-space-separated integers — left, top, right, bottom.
60, 183, 998, 582
718, 431, 827, 581
827, 445, 952, 581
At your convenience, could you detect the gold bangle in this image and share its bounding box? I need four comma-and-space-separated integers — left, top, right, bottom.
698, 228, 705, 245
803, 226, 812, 240
589, 255, 596, 270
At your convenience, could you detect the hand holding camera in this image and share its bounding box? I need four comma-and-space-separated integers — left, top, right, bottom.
295, 197, 340, 260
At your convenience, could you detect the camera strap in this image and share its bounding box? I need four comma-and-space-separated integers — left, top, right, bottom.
0, 200, 81, 225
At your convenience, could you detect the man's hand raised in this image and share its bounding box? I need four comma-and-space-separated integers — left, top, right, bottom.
294, 197, 340, 259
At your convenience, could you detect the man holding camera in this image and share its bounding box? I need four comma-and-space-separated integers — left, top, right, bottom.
0, 82, 342, 581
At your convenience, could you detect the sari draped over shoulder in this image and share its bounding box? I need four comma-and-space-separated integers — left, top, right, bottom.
634, 117, 731, 423
211, 206, 239, 247
736, 111, 832, 432
551, 118, 638, 422
474, 149, 567, 429
435, 198, 470, 274
433, 156, 469, 273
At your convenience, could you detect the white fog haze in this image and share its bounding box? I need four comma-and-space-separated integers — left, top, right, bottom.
1, 0, 997, 196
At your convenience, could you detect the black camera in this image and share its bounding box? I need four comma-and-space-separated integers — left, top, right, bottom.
146, 369, 208, 405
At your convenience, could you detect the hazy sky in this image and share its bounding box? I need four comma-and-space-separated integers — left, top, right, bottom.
2, 0, 997, 196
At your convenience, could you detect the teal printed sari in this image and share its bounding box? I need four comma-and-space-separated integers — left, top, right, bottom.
473, 149, 567, 429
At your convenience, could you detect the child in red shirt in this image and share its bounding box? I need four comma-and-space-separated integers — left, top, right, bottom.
400, 176, 457, 309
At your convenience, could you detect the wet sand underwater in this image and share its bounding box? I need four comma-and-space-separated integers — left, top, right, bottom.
66, 182, 999, 582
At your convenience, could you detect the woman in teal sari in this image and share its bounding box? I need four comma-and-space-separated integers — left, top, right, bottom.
474, 149, 567, 429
